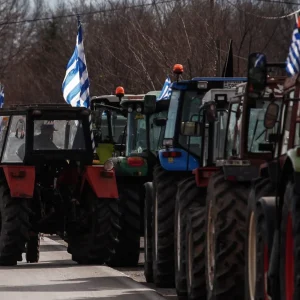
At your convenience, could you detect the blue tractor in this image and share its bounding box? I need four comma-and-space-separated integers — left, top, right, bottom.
144, 64, 246, 288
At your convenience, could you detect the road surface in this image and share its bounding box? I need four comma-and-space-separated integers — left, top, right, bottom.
0, 237, 168, 300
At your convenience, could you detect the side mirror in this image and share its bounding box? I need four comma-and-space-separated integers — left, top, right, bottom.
264, 102, 279, 129
205, 103, 217, 123
144, 95, 156, 114
180, 121, 202, 136
153, 117, 167, 127
247, 53, 267, 98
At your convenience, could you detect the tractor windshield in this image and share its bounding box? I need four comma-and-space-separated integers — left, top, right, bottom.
2, 117, 86, 163
178, 91, 205, 156
164, 90, 180, 139
126, 111, 147, 155
248, 98, 282, 153
32, 120, 85, 150
92, 109, 126, 144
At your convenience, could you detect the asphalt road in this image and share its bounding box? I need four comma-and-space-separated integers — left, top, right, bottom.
0, 237, 168, 300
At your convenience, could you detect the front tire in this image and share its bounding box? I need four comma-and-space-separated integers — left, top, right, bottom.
175, 176, 206, 298
205, 171, 250, 300
108, 184, 140, 267
26, 234, 40, 263
144, 182, 153, 282
67, 185, 120, 265
245, 178, 275, 300
152, 164, 185, 288
185, 207, 207, 300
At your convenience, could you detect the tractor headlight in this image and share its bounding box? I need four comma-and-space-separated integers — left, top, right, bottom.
128, 105, 133, 113
136, 104, 142, 113
104, 159, 114, 171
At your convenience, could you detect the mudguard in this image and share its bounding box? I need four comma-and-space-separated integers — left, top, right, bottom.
2, 166, 35, 198
193, 167, 219, 187
83, 165, 119, 199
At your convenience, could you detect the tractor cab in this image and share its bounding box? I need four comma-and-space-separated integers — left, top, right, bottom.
120, 94, 146, 156
217, 53, 286, 181
159, 64, 246, 171
109, 90, 170, 177
90, 94, 128, 164
0, 104, 94, 166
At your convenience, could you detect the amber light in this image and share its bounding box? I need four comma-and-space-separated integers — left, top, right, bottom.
173, 64, 184, 75
115, 86, 125, 98
127, 157, 144, 167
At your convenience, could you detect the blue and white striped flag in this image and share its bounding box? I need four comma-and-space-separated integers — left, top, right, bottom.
0, 84, 4, 108
286, 25, 300, 76
157, 76, 171, 101
62, 18, 90, 108
254, 54, 265, 67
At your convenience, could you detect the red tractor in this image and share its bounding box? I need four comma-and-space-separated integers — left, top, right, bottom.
0, 104, 120, 265
244, 56, 300, 300
184, 53, 286, 300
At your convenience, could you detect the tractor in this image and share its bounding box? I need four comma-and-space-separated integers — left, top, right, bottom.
200, 53, 286, 300
0, 104, 120, 266
102, 90, 170, 269
243, 54, 300, 300
174, 87, 237, 299
146, 63, 246, 288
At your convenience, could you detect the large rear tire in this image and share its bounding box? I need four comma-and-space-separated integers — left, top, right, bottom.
152, 164, 185, 288
67, 185, 120, 265
245, 178, 275, 300
0, 180, 31, 266
280, 181, 300, 300
108, 184, 140, 267
175, 176, 206, 298
205, 171, 250, 300
185, 207, 207, 300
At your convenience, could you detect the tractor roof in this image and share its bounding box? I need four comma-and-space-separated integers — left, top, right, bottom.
202, 88, 237, 105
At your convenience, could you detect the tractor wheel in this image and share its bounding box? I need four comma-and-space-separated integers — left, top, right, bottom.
108, 184, 140, 267
26, 234, 40, 263
144, 182, 153, 283
280, 181, 300, 300
0, 180, 31, 266
245, 178, 275, 300
205, 171, 250, 300
175, 176, 206, 298
68, 185, 120, 265
152, 164, 185, 288
185, 207, 207, 300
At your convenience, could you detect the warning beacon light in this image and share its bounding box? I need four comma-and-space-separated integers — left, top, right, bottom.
115, 86, 125, 100
173, 64, 184, 75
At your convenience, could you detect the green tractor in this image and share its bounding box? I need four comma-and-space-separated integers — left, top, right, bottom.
106, 90, 170, 269
90, 92, 131, 164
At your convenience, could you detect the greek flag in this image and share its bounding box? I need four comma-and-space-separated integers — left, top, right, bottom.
254, 54, 265, 67
0, 84, 4, 108
157, 76, 171, 101
286, 25, 300, 76
62, 18, 90, 108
